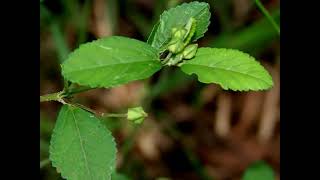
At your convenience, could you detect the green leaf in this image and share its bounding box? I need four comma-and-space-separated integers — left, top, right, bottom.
242, 161, 275, 180
180, 48, 273, 91
62, 36, 162, 88
151, 1, 211, 52
49, 105, 117, 180
147, 21, 160, 44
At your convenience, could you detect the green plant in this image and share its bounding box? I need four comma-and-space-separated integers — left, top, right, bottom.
242, 161, 275, 180
40, 1, 273, 179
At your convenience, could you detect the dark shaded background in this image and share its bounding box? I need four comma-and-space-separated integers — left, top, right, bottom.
40, 0, 280, 179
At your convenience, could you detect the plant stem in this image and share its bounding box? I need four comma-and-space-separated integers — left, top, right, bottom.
40, 158, 50, 169
255, 0, 280, 35
71, 103, 128, 120
40, 85, 93, 103
161, 52, 172, 65
40, 92, 64, 102
71, 103, 125, 117
103, 113, 127, 118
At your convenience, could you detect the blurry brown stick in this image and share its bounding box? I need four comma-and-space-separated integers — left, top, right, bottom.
234, 91, 264, 136
257, 63, 280, 143
199, 84, 220, 106
214, 92, 232, 138
92, 0, 113, 37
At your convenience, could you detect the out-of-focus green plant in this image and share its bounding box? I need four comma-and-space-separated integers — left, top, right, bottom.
242, 161, 275, 180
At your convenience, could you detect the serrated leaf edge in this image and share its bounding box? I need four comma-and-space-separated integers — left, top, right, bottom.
61, 36, 162, 88
181, 47, 273, 92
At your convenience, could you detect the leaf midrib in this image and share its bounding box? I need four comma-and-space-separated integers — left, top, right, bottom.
70, 108, 93, 180
63, 60, 160, 74
182, 63, 271, 86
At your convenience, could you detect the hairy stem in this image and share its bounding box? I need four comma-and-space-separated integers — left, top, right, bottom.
161, 52, 172, 65
103, 113, 127, 118
40, 84, 93, 103
71, 103, 128, 119
40, 92, 64, 102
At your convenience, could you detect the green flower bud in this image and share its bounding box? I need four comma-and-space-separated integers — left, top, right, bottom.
172, 28, 187, 39
127, 107, 147, 124
168, 40, 185, 53
182, 44, 198, 59
167, 28, 188, 53
167, 53, 184, 66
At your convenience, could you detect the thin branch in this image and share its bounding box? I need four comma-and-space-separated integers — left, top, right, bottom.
71, 102, 128, 119
40, 85, 93, 103
103, 113, 127, 118
40, 91, 64, 102
255, 0, 280, 35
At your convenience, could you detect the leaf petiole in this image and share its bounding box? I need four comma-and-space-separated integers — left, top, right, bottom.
103, 113, 127, 118
40, 91, 65, 102
161, 52, 173, 65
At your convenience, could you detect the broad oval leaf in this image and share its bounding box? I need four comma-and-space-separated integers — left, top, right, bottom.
151, 1, 211, 52
180, 48, 273, 91
49, 105, 117, 180
242, 161, 275, 180
62, 36, 162, 88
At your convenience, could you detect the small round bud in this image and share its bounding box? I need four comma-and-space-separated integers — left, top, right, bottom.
168, 40, 184, 53
127, 107, 148, 124
172, 28, 187, 39
182, 44, 198, 59
167, 28, 188, 53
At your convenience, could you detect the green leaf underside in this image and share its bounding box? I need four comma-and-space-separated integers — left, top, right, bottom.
180, 48, 273, 91
147, 21, 160, 45
151, 1, 211, 52
49, 105, 116, 180
242, 161, 275, 180
62, 36, 162, 88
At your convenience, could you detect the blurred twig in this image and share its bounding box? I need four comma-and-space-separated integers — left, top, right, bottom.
209, 8, 280, 55
40, 158, 50, 169
214, 92, 232, 138
92, 0, 119, 37
257, 63, 280, 143
50, 21, 70, 63
62, 0, 91, 45
255, 0, 280, 35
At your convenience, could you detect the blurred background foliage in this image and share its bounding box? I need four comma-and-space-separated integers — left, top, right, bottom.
40, 0, 280, 179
